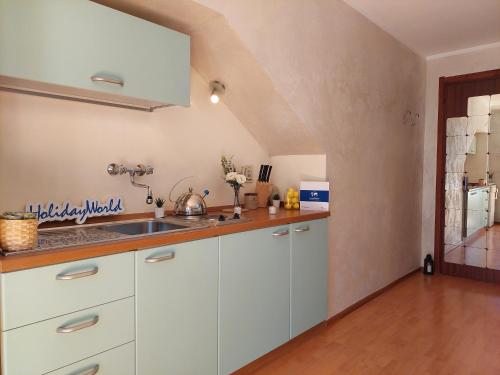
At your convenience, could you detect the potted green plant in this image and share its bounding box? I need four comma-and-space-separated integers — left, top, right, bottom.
272, 193, 281, 208
154, 197, 165, 219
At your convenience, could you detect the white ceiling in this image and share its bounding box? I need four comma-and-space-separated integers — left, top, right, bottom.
343, 0, 500, 57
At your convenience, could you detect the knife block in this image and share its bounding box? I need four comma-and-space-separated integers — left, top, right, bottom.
255, 182, 272, 208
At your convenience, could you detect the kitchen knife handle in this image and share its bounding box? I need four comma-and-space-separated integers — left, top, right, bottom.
266, 166, 273, 182
262, 165, 269, 183
258, 165, 264, 182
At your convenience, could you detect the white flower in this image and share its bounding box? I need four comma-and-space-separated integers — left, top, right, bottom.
225, 172, 238, 182
235, 174, 247, 185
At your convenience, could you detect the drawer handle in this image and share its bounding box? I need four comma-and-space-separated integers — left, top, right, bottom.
145, 251, 175, 263
56, 266, 98, 280
294, 226, 310, 233
72, 364, 100, 375
272, 229, 289, 237
57, 315, 99, 334
91, 75, 124, 87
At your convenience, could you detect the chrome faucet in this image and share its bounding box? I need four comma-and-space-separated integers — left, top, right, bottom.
107, 163, 154, 204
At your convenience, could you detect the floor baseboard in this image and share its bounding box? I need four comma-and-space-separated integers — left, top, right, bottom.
327, 267, 422, 325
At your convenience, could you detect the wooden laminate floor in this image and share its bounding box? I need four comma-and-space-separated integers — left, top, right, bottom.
247, 273, 500, 375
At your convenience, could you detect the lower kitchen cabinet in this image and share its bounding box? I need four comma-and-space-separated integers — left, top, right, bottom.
219, 226, 291, 375
0, 217, 328, 375
2, 297, 135, 375
135, 238, 219, 375
291, 219, 328, 338
47, 342, 135, 375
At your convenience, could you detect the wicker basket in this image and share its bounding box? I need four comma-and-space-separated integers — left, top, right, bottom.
0, 219, 38, 252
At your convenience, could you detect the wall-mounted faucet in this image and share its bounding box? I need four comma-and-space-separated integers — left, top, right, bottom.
107, 163, 154, 204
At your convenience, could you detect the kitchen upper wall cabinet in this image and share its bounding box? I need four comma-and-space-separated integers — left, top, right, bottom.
0, 0, 190, 110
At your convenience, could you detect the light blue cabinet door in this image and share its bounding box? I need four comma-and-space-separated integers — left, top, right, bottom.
0, 0, 190, 107
135, 238, 218, 375
219, 226, 291, 375
291, 219, 328, 338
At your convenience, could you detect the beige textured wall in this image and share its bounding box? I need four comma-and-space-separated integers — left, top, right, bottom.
0, 69, 270, 213
196, 0, 426, 315
269, 154, 326, 199
95, 0, 323, 155
421, 45, 500, 264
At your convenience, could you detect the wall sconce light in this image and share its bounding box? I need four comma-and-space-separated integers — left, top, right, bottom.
210, 80, 226, 104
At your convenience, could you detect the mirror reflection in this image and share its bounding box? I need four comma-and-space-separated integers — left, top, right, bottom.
444, 94, 500, 268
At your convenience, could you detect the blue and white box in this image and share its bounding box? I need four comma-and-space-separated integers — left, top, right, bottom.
300, 181, 329, 211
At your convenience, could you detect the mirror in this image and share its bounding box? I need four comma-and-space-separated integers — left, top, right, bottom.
443, 94, 500, 267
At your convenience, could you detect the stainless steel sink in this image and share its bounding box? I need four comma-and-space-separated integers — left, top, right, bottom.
98, 220, 189, 236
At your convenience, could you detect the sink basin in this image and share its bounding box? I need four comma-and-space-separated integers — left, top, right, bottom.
98, 220, 189, 236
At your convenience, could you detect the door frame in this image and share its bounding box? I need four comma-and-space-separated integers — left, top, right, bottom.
434, 68, 500, 280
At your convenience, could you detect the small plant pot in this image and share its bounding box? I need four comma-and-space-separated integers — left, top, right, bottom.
154, 207, 165, 219
272, 200, 281, 208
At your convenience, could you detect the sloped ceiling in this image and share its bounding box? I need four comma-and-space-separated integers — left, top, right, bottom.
94, 0, 323, 156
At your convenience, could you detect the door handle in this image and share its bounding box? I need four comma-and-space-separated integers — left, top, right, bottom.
91, 75, 124, 87
71, 364, 100, 375
56, 267, 98, 280
145, 251, 175, 263
57, 315, 99, 334
294, 226, 310, 233
272, 229, 289, 237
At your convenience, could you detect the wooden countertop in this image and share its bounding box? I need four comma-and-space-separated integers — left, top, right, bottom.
0, 208, 329, 273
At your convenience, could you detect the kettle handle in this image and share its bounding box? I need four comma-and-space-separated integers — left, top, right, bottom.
168, 176, 195, 202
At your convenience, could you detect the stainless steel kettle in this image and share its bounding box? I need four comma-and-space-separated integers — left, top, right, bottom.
173, 187, 209, 216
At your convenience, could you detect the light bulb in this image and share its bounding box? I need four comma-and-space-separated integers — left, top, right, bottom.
210, 93, 220, 104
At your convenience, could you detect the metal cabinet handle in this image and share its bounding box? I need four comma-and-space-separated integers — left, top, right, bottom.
294, 226, 310, 233
91, 75, 124, 87
71, 364, 100, 375
57, 315, 99, 334
145, 251, 175, 263
272, 229, 289, 237
56, 267, 98, 280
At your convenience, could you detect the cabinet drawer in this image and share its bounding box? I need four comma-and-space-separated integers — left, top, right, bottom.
1, 297, 135, 375
46, 342, 135, 375
1, 252, 134, 330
